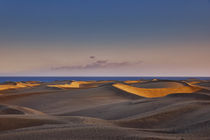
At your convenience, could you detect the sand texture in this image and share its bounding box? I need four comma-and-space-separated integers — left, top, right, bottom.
0, 79, 210, 140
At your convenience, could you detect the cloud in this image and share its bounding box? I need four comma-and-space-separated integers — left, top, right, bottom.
52, 60, 142, 71
89, 56, 96, 59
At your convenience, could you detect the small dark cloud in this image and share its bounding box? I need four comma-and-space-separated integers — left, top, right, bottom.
52, 60, 143, 71
89, 56, 95, 59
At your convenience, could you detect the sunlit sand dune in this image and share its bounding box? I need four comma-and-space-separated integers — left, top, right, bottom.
113, 81, 202, 98
48, 80, 113, 89
123, 80, 142, 84
0, 82, 40, 91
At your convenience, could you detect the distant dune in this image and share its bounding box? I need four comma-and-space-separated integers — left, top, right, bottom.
0, 79, 210, 140
48, 80, 113, 89
123, 80, 142, 84
0, 82, 40, 91
131, 80, 188, 88
113, 81, 202, 98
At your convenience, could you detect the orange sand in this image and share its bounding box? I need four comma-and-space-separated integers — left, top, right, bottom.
0, 82, 40, 91
48, 81, 113, 89
113, 83, 202, 98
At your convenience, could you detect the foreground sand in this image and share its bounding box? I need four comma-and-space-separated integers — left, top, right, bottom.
0, 79, 210, 140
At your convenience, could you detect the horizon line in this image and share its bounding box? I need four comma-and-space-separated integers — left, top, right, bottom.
0, 76, 209, 77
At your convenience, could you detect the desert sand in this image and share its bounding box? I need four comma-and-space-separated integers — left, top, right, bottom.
0, 79, 210, 140
113, 81, 202, 98
0, 81, 40, 91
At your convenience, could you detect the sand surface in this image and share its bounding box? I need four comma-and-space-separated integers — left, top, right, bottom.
0, 79, 210, 140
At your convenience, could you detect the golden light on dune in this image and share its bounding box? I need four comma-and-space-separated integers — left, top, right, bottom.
0, 82, 40, 91
48, 81, 113, 89
113, 83, 202, 98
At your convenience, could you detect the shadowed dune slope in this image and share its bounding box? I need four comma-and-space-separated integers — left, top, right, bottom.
0, 85, 133, 115
0, 104, 46, 115
0, 123, 172, 140
62, 92, 210, 119
131, 80, 188, 88
195, 82, 210, 89
0, 115, 62, 131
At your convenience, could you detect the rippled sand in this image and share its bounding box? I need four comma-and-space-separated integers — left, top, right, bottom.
0, 79, 210, 140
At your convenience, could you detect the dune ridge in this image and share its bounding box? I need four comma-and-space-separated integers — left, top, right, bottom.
0, 79, 210, 140
123, 80, 142, 84
48, 81, 113, 89
0, 82, 40, 91
0, 104, 46, 115
112, 82, 202, 98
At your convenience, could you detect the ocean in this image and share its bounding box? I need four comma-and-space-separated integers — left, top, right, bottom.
0, 77, 210, 83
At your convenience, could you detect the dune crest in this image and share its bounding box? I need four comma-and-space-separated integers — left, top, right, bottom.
0, 82, 40, 91
0, 104, 46, 115
123, 80, 142, 84
113, 82, 202, 98
48, 81, 113, 89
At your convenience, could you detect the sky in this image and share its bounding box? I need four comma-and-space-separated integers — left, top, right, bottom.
0, 0, 210, 76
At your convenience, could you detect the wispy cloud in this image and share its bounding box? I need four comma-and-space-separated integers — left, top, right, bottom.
52, 60, 142, 71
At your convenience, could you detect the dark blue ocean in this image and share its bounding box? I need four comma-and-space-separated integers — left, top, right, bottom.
0, 77, 210, 83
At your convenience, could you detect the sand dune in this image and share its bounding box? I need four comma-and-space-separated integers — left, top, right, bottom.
0, 104, 46, 115
131, 80, 188, 88
194, 82, 210, 89
123, 80, 142, 84
0, 85, 131, 115
0, 79, 210, 140
0, 115, 62, 131
0, 82, 40, 91
184, 80, 210, 91
113, 81, 202, 98
62, 91, 210, 119
48, 81, 113, 89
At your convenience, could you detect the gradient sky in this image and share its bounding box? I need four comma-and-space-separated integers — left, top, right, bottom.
0, 0, 210, 76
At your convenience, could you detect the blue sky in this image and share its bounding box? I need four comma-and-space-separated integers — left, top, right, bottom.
0, 0, 209, 76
